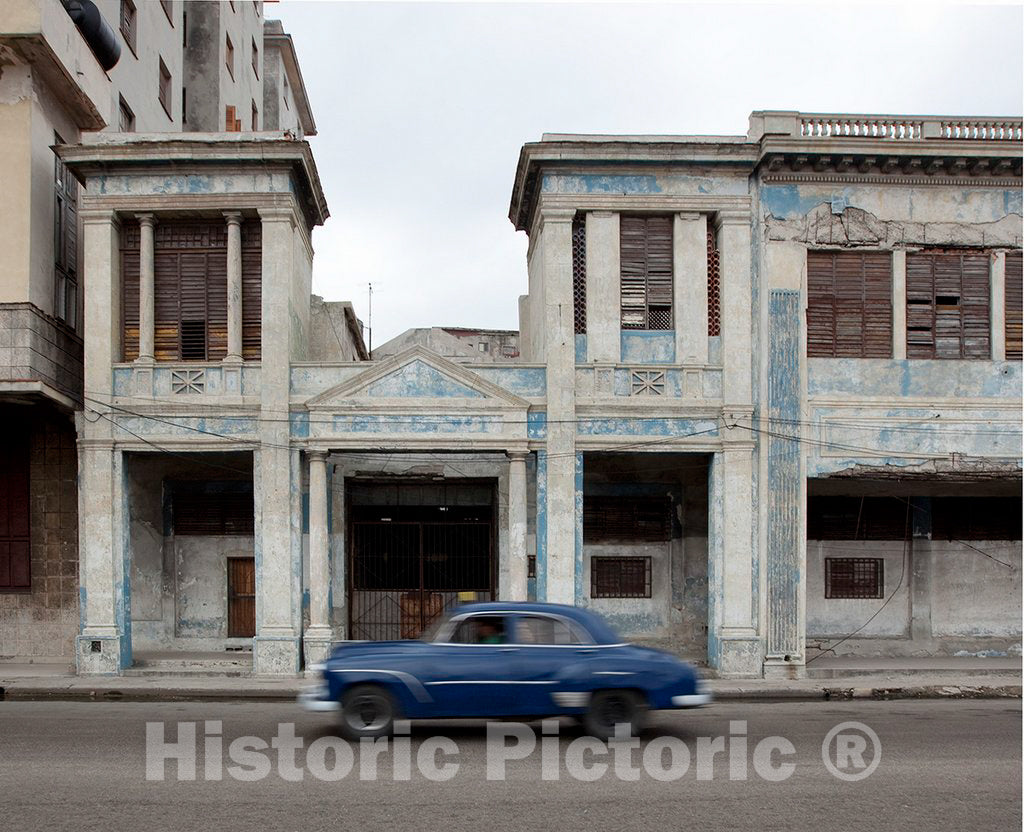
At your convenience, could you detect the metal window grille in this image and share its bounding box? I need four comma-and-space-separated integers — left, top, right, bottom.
591, 557, 652, 599
572, 214, 587, 335
707, 226, 721, 336
825, 558, 883, 599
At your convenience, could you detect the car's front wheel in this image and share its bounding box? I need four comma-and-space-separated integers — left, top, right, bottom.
583, 689, 647, 739
339, 684, 398, 740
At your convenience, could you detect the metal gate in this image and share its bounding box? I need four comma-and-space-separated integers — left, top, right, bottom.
349, 520, 493, 640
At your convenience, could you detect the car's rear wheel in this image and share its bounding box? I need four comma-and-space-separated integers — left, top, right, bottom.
583, 689, 646, 739
339, 684, 397, 739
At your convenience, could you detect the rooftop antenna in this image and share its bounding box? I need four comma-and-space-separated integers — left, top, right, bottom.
367, 282, 373, 356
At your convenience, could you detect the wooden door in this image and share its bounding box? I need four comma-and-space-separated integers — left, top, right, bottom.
227, 557, 256, 638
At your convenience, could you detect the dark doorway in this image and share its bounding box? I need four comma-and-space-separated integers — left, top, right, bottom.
348, 481, 495, 640
227, 557, 256, 637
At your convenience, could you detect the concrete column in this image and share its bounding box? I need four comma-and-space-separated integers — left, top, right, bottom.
254, 208, 300, 675
506, 452, 529, 601
303, 451, 332, 667
136, 214, 155, 362
991, 251, 1006, 360
539, 206, 577, 604
585, 211, 620, 363
80, 210, 121, 395
709, 444, 761, 677
76, 446, 129, 674
224, 211, 244, 362
675, 212, 709, 365
892, 250, 907, 360
716, 211, 753, 405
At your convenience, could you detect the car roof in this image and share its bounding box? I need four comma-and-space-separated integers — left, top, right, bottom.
452, 602, 623, 644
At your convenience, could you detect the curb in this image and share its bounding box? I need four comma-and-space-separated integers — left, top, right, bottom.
2, 684, 1020, 704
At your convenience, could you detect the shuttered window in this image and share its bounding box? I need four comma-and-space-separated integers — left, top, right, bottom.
1005, 251, 1022, 360
931, 497, 1022, 541
53, 135, 78, 329
172, 485, 254, 536
121, 219, 261, 361
808, 497, 909, 540
0, 425, 31, 592
620, 215, 673, 330
807, 251, 892, 357
584, 496, 673, 543
906, 251, 990, 359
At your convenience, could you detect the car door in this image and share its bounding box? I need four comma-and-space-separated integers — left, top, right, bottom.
505, 613, 595, 716
423, 613, 521, 717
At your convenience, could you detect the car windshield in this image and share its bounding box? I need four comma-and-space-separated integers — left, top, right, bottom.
420, 614, 450, 643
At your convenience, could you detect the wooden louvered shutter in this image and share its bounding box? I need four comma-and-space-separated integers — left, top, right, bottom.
179, 253, 209, 360
807, 251, 892, 357
620, 216, 673, 330
1005, 251, 1023, 360
959, 253, 990, 359
121, 222, 141, 361
206, 248, 228, 360
907, 251, 990, 359
645, 216, 673, 329
620, 216, 647, 329
906, 253, 936, 358
241, 221, 262, 360
154, 249, 181, 360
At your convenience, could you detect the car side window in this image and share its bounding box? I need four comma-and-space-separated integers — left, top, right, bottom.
450, 615, 507, 645
515, 615, 587, 645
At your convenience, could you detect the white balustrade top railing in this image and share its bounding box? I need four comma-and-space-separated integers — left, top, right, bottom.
751, 111, 1023, 143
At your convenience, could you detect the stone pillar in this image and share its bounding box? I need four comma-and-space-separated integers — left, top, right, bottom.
76, 446, 129, 674
253, 207, 300, 675
80, 210, 121, 396
539, 206, 577, 604
991, 251, 1006, 361
224, 211, 244, 362
709, 440, 761, 678
136, 213, 156, 362
585, 210, 620, 363
892, 250, 907, 360
716, 211, 753, 404
675, 212, 709, 365
506, 452, 529, 601
304, 451, 332, 667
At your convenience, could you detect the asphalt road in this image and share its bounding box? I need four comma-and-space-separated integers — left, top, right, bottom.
0, 700, 1020, 832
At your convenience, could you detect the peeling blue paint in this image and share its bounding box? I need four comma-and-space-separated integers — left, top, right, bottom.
464, 367, 547, 397
332, 415, 498, 434
809, 358, 1022, 399
290, 412, 310, 438
365, 360, 486, 398
620, 331, 676, 364
574, 452, 584, 607
542, 173, 663, 195
527, 411, 547, 439
760, 185, 828, 219
577, 417, 718, 437
766, 290, 801, 659
535, 451, 547, 602
575, 334, 587, 364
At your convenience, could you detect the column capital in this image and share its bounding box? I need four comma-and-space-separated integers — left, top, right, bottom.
223, 210, 243, 225
538, 206, 577, 225
677, 210, 704, 222
257, 206, 296, 225
135, 212, 156, 226
80, 208, 119, 226
308, 450, 329, 463
714, 209, 751, 229
506, 450, 530, 463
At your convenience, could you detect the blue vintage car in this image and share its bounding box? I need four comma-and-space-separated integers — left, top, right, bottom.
299, 602, 710, 738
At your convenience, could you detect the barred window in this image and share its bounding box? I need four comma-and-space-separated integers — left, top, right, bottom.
584, 496, 673, 543
591, 557, 652, 599
620, 216, 673, 330
825, 558, 883, 599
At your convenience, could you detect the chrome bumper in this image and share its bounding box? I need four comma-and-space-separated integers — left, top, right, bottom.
298, 683, 340, 712
671, 692, 713, 708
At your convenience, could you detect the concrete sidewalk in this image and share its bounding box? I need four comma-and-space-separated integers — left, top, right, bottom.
1, 655, 1019, 703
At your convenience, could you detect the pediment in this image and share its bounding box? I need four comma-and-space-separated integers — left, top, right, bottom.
306, 346, 529, 410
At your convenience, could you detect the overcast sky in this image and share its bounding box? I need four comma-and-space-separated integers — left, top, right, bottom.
271, 0, 1023, 349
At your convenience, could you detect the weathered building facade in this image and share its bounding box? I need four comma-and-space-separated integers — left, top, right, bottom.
56, 111, 1021, 678
0, 0, 320, 663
